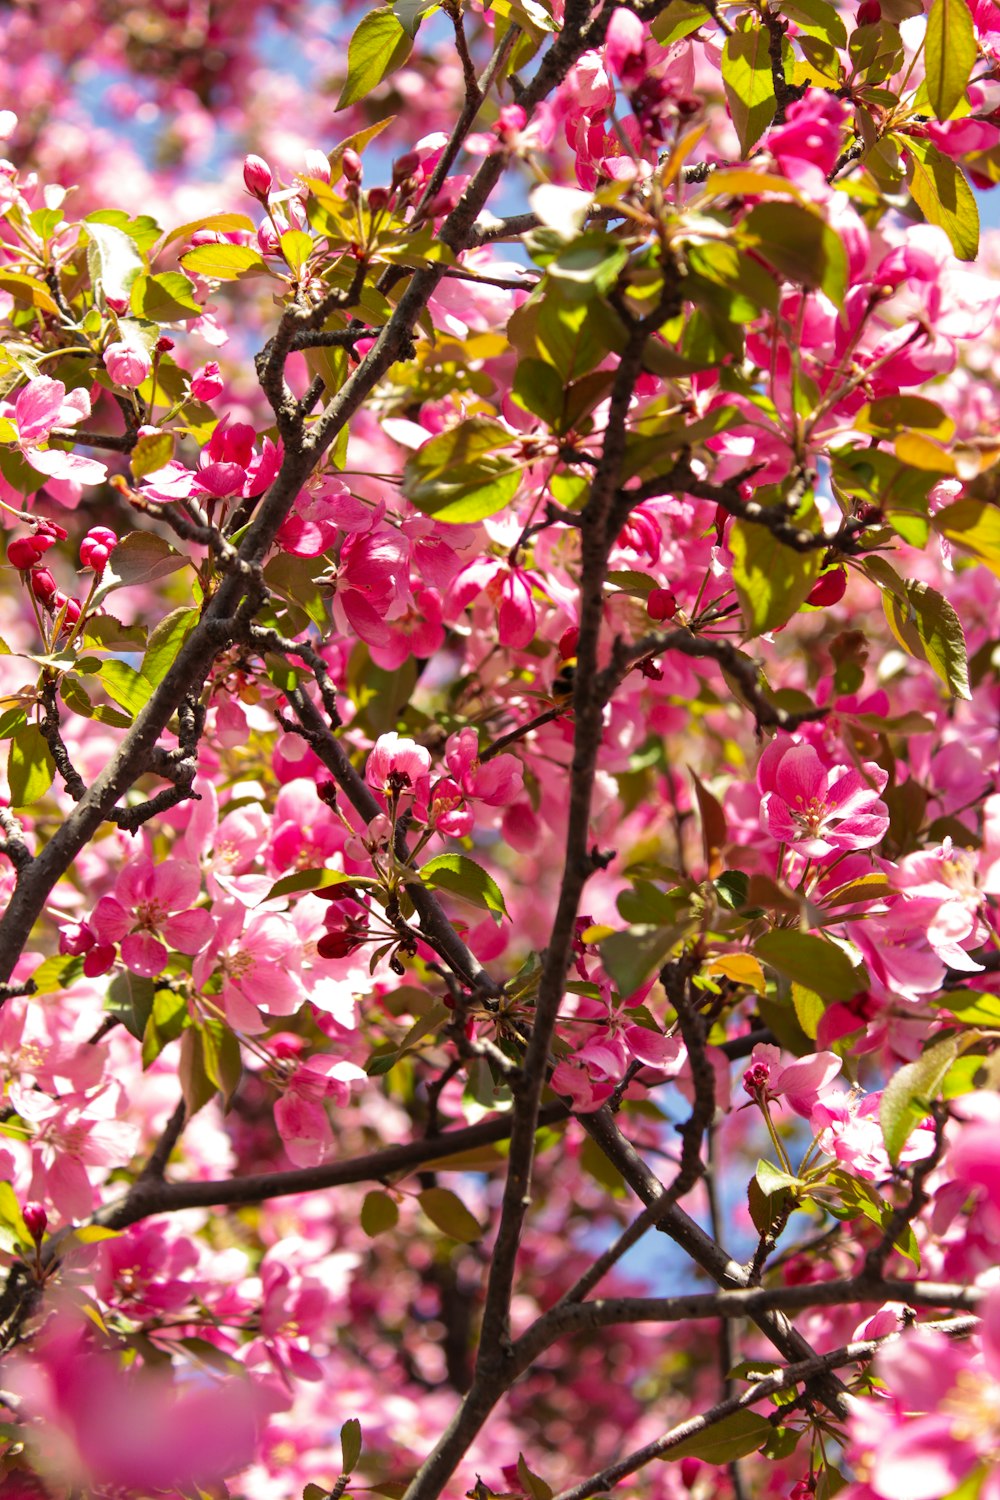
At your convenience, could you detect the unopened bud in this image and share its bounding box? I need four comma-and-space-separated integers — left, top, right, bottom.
22, 1202, 47, 1244
342, 148, 363, 182
647, 587, 677, 622
243, 153, 273, 198
805, 568, 847, 608
856, 0, 881, 23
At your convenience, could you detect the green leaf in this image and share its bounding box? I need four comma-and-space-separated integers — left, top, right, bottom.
98, 531, 188, 595
0, 1182, 30, 1254
403, 419, 523, 524
754, 930, 863, 1002
666, 1410, 773, 1463
130, 429, 175, 481
105, 970, 156, 1040
267, 868, 372, 902
341, 1417, 363, 1475
337, 9, 413, 109
937, 990, 1000, 1026
130, 271, 202, 321
179, 1026, 216, 1117
420, 853, 510, 925
418, 1186, 483, 1242
924, 0, 977, 121
932, 499, 1000, 578
546, 232, 628, 302
201, 1017, 242, 1108
600, 923, 688, 997
516, 1455, 553, 1500
651, 0, 709, 43
99, 660, 152, 718
180, 243, 269, 280
141, 607, 199, 687
755, 1158, 803, 1197
280, 230, 314, 274
904, 135, 979, 260
722, 23, 777, 156
360, 1190, 400, 1238
7, 723, 55, 809
729, 503, 823, 636
142, 986, 189, 1068
791, 982, 826, 1039
31, 952, 85, 996
780, 0, 847, 48
864, 557, 972, 700
85, 221, 143, 305
739, 201, 848, 304
880, 1034, 958, 1163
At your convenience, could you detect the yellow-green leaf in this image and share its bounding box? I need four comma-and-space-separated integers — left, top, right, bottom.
924, 0, 977, 122
181, 243, 269, 280
722, 23, 777, 156
729, 506, 822, 637
337, 9, 413, 110
7, 723, 55, 809
418, 1186, 483, 1243
904, 135, 979, 260
932, 499, 1000, 578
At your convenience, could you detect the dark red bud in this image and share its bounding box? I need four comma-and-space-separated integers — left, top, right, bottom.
558, 625, 579, 660
22, 1202, 47, 1244
647, 587, 677, 622
856, 0, 881, 24
806, 568, 848, 608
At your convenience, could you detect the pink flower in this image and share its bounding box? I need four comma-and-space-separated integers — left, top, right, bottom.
191, 360, 224, 400
757, 737, 889, 858
365, 732, 431, 798
742, 1044, 842, 1117
90, 855, 213, 977
0, 376, 107, 486
14, 1086, 140, 1220
193, 902, 306, 1031
444, 727, 523, 806
243, 153, 273, 197
103, 339, 151, 389
274, 1054, 367, 1167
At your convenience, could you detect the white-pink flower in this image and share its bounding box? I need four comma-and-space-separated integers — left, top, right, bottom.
365, 732, 431, 798
0, 375, 107, 485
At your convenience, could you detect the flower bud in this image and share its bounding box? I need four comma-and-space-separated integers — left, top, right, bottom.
366, 186, 391, 213
304, 148, 331, 182
51, 591, 82, 625
391, 150, 421, 185
243, 153, 273, 198
7, 536, 44, 570
805, 568, 847, 608
35, 519, 68, 541
60, 920, 96, 956
317, 929, 362, 959
341, 148, 363, 182
80, 527, 117, 576
83, 943, 117, 977
30, 566, 57, 602
497, 104, 527, 139
155, 335, 174, 353
104, 339, 151, 389
558, 625, 579, 660
647, 587, 677, 622
22, 1202, 47, 1244
856, 0, 881, 23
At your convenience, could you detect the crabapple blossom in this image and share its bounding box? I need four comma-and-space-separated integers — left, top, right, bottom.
90, 856, 214, 977
757, 737, 890, 858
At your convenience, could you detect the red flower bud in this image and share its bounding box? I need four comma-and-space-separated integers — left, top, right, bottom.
805, 568, 847, 608
558, 625, 579, 660
392, 150, 421, 184
83, 943, 117, 977
22, 1202, 47, 1244
647, 587, 677, 621
7, 537, 44, 570
59, 921, 96, 956
30, 567, 57, 602
35, 519, 68, 541
856, 0, 881, 24
317, 930, 363, 959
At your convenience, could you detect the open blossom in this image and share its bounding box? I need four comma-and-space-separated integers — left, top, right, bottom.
0, 376, 107, 484
841, 1292, 1000, 1500
757, 737, 889, 858
274, 1053, 367, 1167
742, 1043, 841, 1118
365, 732, 431, 798
193, 902, 306, 1032
90, 856, 214, 977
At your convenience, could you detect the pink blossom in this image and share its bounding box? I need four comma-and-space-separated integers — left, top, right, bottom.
444, 727, 523, 806
274, 1053, 367, 1167
103, 339, 151, 388
0, 376, 107, 485
90, 855, 213, 976
193, 901, 306, 1031
365, 732, 432, 798
191, 360, 224, 400
757, 737, 889, 858
742, 1043, 842, 1118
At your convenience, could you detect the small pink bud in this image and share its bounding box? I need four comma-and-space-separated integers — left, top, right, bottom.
104, 294, 129, 316
51, 591, 81, 625
341, 148, 363, 182
22, 1203, 47, 1244
87, 526, 118, 548
366, 186, 391, 213
257, 222, 280, 257
392, 150, 421, 185
243, 153, 273, 198
304, 148, 331, 182
496, 104, 527, 139
104, 340, 151, 389
647, 586, 677, 622
155, 335, 174, 353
